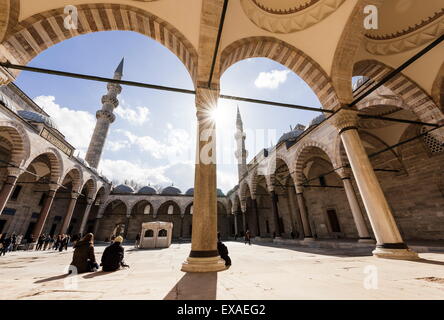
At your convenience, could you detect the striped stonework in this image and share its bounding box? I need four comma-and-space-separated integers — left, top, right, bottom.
220, 37, 341, 110
0, 120, 30, 166
293, 140, 334, 186
354, 60, 444, 126
0, 3, 198, 83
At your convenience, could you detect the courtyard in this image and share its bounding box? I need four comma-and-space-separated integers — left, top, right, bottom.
1, 241, 444, 300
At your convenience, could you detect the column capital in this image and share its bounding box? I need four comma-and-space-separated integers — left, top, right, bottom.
331, 109, 359, 133
70, 192, 79, 200
6, 166, 22, 178
48, 184, 59, 193
0, 65, 16, 86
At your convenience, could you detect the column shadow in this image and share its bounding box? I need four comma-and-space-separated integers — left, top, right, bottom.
34, 274, 70, 284
163, 272, 218, 300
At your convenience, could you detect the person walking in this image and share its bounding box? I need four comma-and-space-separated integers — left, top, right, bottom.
244, 229, 251, 245
59, 235, 66, 252
64, 235, 71, 251
100, 236, 129, 272
36, 234, 44, 250
217, 232, 231, 268
43, 235, 51, 250
69, 233, 98, 274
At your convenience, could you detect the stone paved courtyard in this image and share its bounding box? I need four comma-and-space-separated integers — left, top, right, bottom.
1, 241, 444, 300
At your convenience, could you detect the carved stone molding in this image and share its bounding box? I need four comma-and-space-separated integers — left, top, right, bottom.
240, 0, 346, 34
365, 11, 444, 55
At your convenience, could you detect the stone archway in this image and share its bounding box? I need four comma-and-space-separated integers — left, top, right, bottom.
220, 36, 341, 110
0, 3, 198, 83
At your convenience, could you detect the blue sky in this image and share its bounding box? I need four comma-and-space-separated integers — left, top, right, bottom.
14, 31, 323, 193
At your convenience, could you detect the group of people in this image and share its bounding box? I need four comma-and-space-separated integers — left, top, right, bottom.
35, 234, 73, 251
69, 233, 129, 274
0, 233, 22, 255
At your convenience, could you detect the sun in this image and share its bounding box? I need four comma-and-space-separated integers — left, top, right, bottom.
210, 100, 235, 125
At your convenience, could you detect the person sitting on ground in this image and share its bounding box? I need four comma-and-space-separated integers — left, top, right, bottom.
100, 236, 129, 272
69, 233, 98, 274
217, 232, 231, 268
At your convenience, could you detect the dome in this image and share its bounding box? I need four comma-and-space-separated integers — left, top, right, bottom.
217, 189, 225, 197
138, 186, 157, 195
161, 186, 182, 195
309, 114, 326, 127
17, 110, 58, 129
278, 127, 304, 144
0, 93, 17, 113
185, 188, 194, 196
352, 76, 370, 91
113, 184, 134, 194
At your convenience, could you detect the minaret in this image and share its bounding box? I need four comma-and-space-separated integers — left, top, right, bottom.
234, 106, 247, 181
85, 58, 124, 168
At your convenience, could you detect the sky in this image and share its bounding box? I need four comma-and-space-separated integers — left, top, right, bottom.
14, 31, 324, 194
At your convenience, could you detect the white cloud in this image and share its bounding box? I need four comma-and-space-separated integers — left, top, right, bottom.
34, 96, 95, 151
217, 169, 238, 194
98, 159, 170, 186
105, 140, 129, 152
254, 69, 290, 89
115, 124, 193, 162
115, 104, 150, 126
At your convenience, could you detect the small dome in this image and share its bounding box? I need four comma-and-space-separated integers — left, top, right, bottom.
352, 76, 370, 91
0, 93, 17, 113
309, 114, 326, 127
113, 184, 134, 194
217, 189, 225, 197
138, 186, 157, 195
17, 110, 58, 129
161, 186, 182, 195
278, 127, 304, 144
185, 188, 194, 196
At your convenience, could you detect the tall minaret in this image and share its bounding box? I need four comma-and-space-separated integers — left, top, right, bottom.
234, 106, 248, 181
85, 58, 124, 168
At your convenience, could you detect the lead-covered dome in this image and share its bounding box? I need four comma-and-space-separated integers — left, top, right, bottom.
309, 114, 326, 127
161, 186, 182, 195
113, 184, 134, 194
278, 125, 305, 144
18, 110, 58, 129
138, 186, 157, 195
185, 188, 194, 196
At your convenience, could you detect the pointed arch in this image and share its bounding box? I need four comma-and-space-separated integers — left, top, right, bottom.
220, 36, 341, 109
0, 120, 30, 166
1, 3, 198, 83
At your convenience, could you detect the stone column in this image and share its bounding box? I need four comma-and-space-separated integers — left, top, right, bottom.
123, 215, 131, 239
32, 185, 58, 240
60, 193, 79, 235
270, 191, 281, 237
295, 188, 314, 240
78, 199, 94, 236
180, 215, 184, 239
181, 88, 225, 272
233, 212, 238, 237
0, 167, 21, 215
241, 209, 247, 234
92, 216, 102, 237
332, 110, 417, 259
342, 177, 373, 243
251, 198, 261, 237
288, 185, 303, 238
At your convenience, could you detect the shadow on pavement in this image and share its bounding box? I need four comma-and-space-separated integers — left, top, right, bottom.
163, 272, 218, 300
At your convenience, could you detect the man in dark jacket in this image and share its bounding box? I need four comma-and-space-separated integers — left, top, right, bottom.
217, 232, 231, 268
101, 236, 129, 272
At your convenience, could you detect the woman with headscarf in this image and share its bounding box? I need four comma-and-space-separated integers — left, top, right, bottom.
69, 233, 98, 274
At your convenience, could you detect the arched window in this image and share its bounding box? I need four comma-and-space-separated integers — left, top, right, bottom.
144, 229, 154, 238
190, 205, 193, 215
158, 229, 167, 237
167, 205, 174, 215
143, 205, 151, 215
